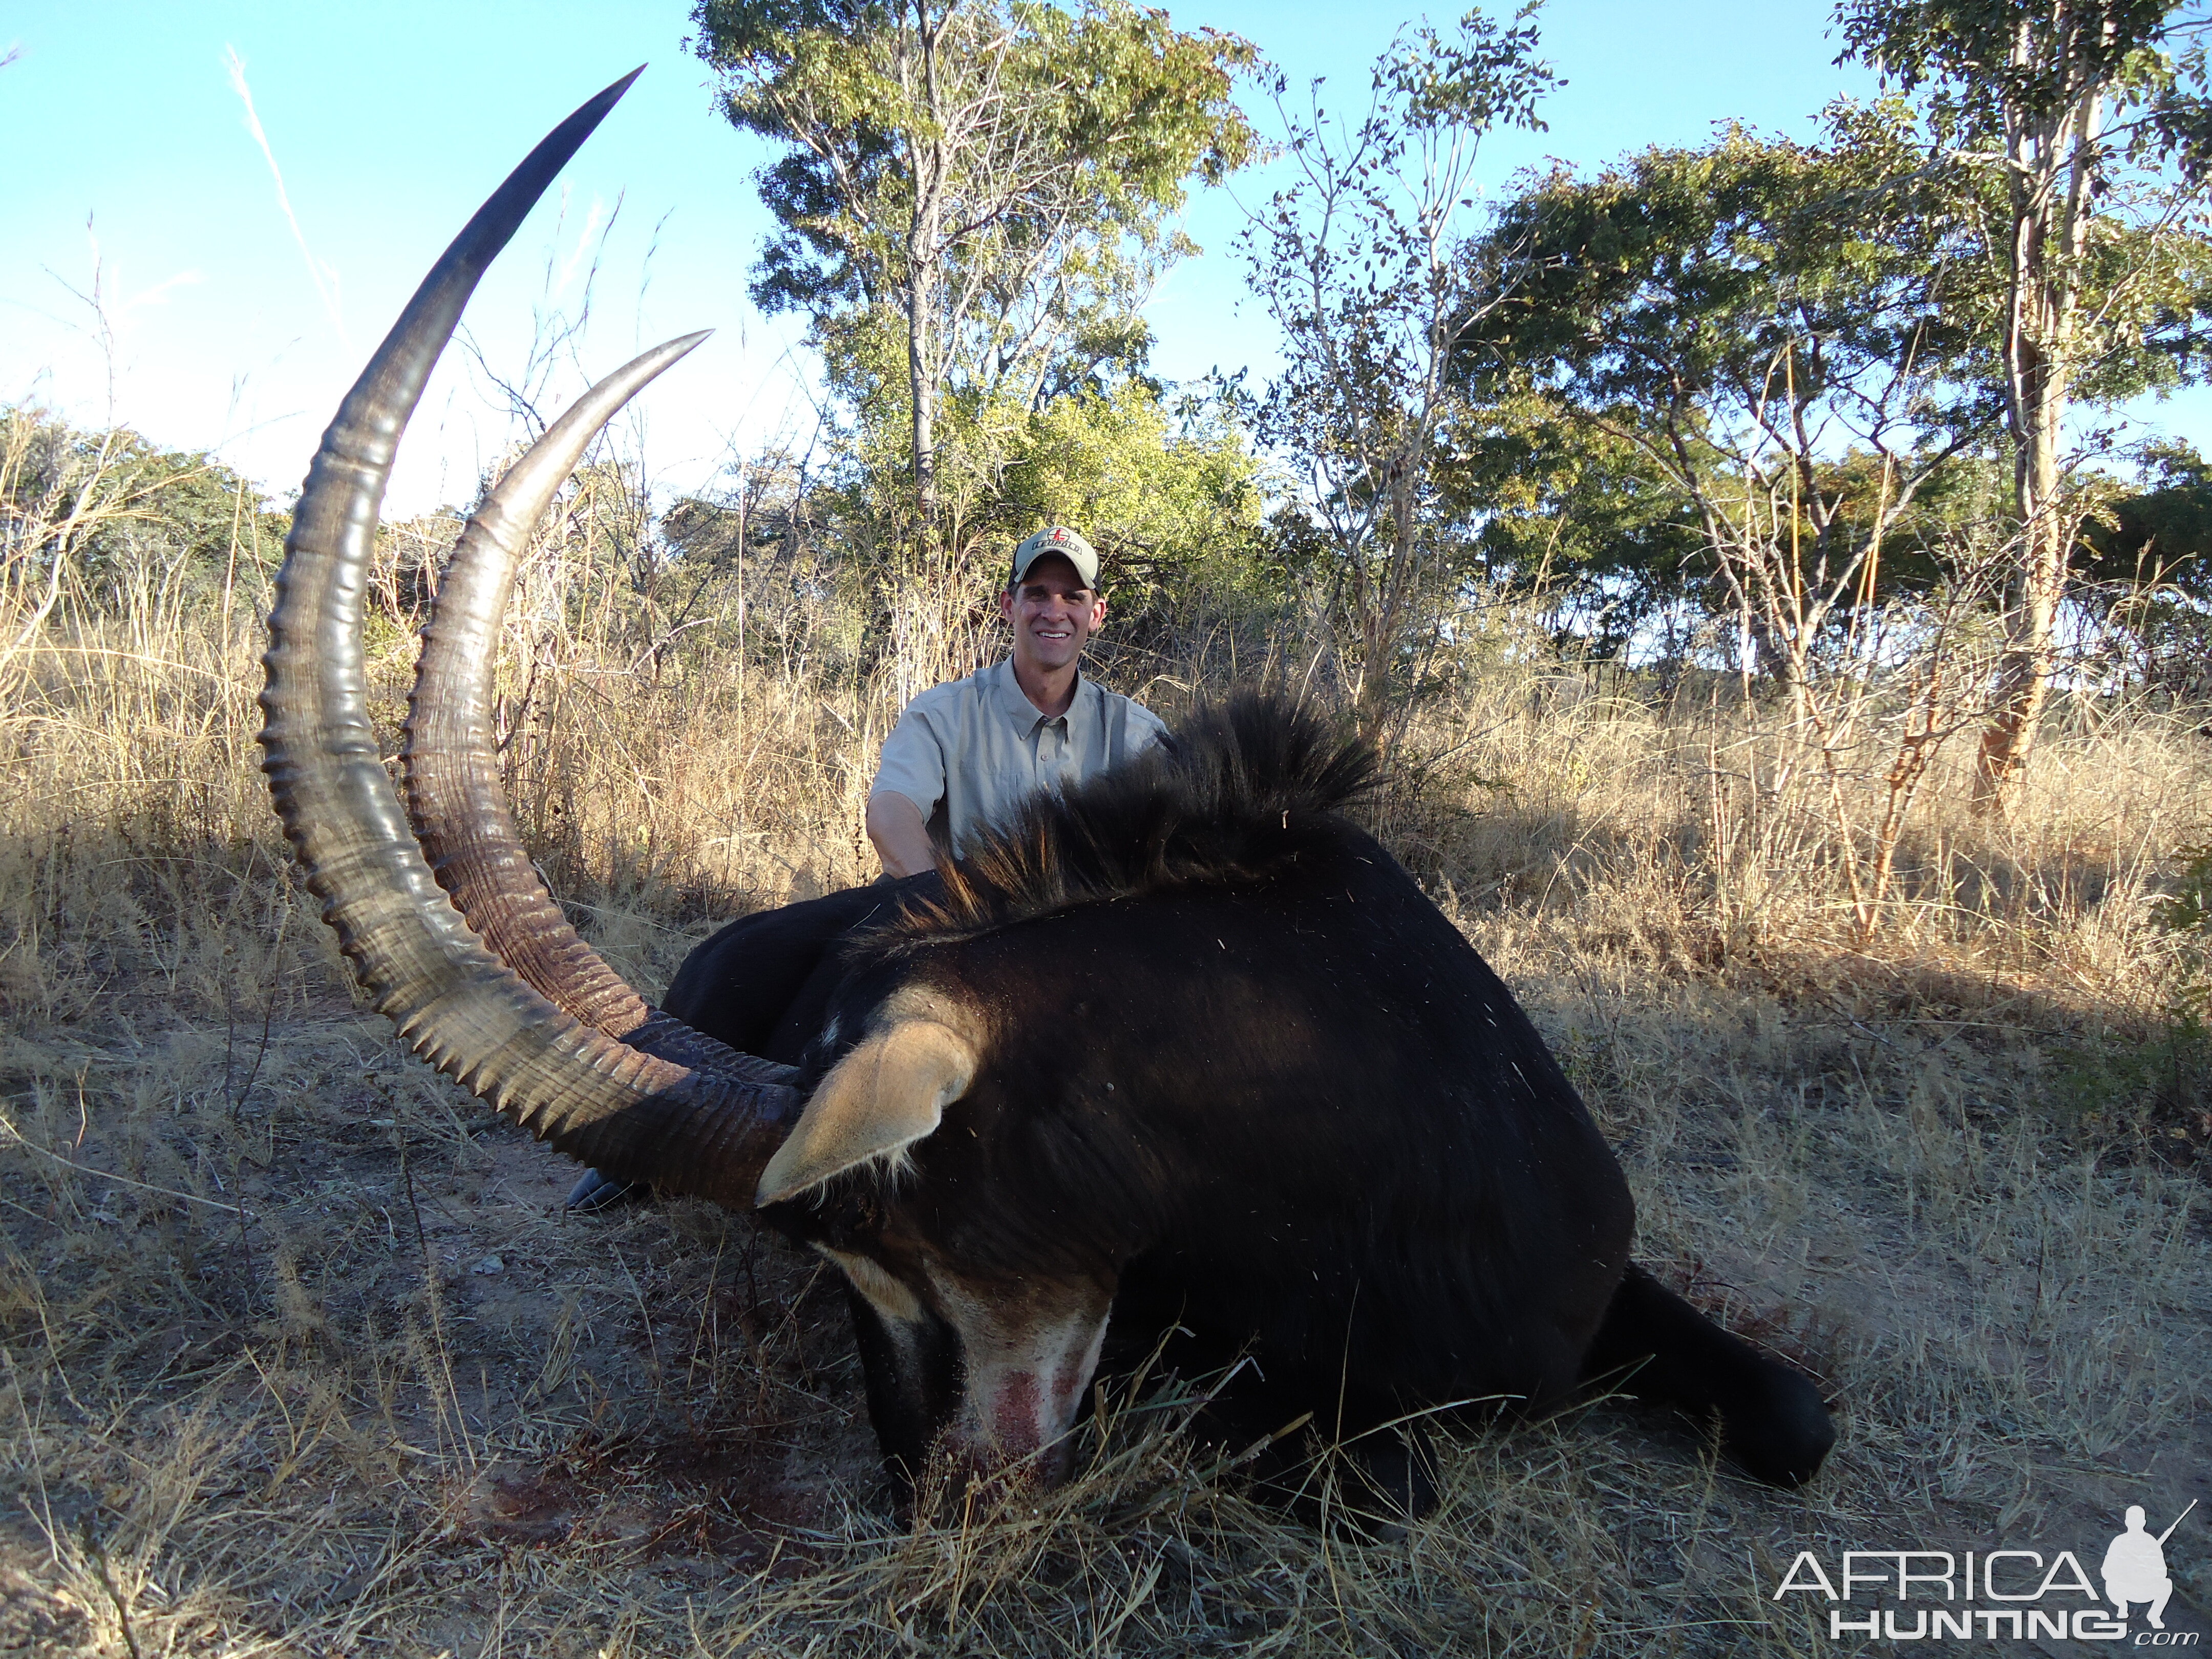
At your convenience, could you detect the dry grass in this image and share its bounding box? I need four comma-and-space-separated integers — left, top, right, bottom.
3, 428, 2209, 1654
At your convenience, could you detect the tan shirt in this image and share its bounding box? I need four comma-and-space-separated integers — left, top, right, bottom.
870, 658, 1166, 853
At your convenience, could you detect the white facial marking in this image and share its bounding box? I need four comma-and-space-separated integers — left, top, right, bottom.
815, 1244, 924, 1326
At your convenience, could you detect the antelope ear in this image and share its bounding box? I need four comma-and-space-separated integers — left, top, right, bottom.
754, 1020, 976, 1206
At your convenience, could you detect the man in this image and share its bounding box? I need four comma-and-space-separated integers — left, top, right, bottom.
865, 523, 1164, 874
2103, 1505, 2177, 1630
570, 524, 1160, 1208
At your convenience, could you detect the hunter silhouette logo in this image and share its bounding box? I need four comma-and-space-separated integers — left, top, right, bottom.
1773, 1497, 2201, 1643
2106, 1502, 2195, 1632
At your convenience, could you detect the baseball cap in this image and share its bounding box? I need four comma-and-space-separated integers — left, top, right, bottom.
1009, 524, 1100, 590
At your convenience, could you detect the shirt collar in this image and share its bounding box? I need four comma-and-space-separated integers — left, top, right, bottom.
988, 655, 1096, 735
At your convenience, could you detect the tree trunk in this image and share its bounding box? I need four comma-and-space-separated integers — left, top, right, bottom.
1972, 343, 2068, 810
1354, 455, 1422, 746
903, 0, 947, 535
906, 267, 937, 527
1971, 9, 2100, 815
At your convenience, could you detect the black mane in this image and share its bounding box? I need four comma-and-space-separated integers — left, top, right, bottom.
884, 692, 1379, 944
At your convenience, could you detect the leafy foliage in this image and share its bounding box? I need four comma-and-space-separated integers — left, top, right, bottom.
2, 405, 286, 617
999, 380, 1274, 632
692, 0, 1257, 536
1464, 83, 2212, 677
1464, 108, 1998, 661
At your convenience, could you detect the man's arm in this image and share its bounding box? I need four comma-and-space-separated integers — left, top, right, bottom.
868, 697, 949, 877
866, 792, 937, 878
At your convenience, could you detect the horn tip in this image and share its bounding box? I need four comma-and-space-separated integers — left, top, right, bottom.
569, 66, 647, 139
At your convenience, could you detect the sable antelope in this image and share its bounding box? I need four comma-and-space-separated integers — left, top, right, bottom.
260, 72, 1836, 1516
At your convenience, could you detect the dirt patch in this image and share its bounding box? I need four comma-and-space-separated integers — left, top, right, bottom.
0, 1567, 90, 1658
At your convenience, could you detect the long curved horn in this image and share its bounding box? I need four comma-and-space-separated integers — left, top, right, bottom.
259, 71, 801, 1202
401, 337, 793, 1084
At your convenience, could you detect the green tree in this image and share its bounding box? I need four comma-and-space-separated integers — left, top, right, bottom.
1838, 0, 2212, 809
997, 379, 1272, 636
1238, 5, 1553, 742
1446, 389, 1706, 662
1470, 107, 1995, 696
691, 0, 1256, 537
2076, 439, 2212, 700
2, 405, 283, 627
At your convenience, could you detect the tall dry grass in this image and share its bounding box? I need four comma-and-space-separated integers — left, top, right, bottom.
3, 404, 2208, 1654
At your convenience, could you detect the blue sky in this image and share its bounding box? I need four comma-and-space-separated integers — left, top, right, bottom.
5, 1, 2206, 518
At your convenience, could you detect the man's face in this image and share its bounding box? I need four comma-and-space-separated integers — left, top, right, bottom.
999, 554, 1106, 674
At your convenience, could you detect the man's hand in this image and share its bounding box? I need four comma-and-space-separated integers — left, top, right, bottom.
866, 792, 937, 878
